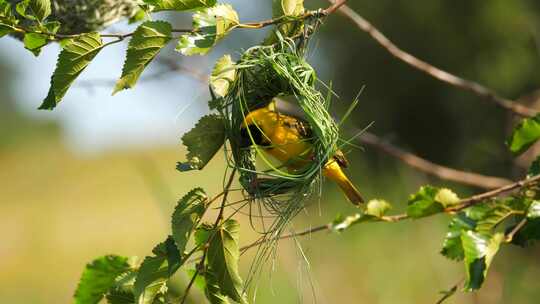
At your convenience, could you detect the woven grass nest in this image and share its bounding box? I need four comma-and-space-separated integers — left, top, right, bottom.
213, 36, 343, 231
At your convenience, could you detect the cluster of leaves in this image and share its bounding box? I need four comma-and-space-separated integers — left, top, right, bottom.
0, 0, 244, 110
0, 0, 60, 55
331, 114, 540, 295
74, 188, 247, 304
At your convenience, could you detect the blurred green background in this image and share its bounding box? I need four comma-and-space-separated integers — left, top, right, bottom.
1, 0, 540, 303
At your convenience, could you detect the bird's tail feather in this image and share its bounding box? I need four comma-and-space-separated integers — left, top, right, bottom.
336, 177, 364, 205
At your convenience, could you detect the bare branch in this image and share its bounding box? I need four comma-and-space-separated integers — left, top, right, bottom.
330, 1, 537, 117
357, 131, 513, 189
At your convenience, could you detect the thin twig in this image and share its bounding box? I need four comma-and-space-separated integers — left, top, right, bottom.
180, 169, 237, 304
505, 217, 528, 242
358, 131, 513, 189
240, 224, 331, 254
238, 174, 540, 254
330, 1, 537, 117
13, 1, 346, 42
446, 174, 540, 212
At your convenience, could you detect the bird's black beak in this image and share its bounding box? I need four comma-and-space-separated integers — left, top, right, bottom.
239, 124, 264, 148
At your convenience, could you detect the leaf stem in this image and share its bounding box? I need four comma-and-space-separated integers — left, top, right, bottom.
179, 168, 237, 303
505, 218, 528, 243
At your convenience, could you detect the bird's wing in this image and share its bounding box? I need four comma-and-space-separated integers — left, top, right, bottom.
333, 149, 350, 168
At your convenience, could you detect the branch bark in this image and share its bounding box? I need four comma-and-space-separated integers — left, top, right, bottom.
357, 131, 512, 189
330, 1, 537, 117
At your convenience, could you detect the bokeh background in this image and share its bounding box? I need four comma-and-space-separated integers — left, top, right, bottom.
1, 0, 540, 303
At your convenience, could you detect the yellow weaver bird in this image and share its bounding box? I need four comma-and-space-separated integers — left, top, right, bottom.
239, 98, 364, 205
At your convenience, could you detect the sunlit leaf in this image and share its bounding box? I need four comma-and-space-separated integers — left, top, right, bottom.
407, 186, 444, 218
365, 199, 391, 218
23, 32, 48, 55
461, 231, 504, 291
171, 188, 208, 256
435, 188, 460, 207
74, 255, 131, 304
440, 212, 476, 261
128, 9, 146, 24
143, 0, 216, 12
16, 0, 35, 20
39, 32, 103, 110
210, 54, 236, 97
176, 4, 239, 55
206, 219, 246, 303
134, 237, 181, 304
177, 114, 225, 171
113, 21, 172, 94
264, 0, 304, 44
331, 200, 391, 232
31, 0, 50, 21
527, 200, 540, 219
507, 114, 540, 155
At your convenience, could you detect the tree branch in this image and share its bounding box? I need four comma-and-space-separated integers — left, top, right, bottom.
239, 174, 540, 253
330, 1, 537, 117
180, 169, 237, 304
13, 1, 347, 42
357, 130, 513, 189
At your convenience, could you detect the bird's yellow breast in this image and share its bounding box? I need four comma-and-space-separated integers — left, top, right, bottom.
246, 108, 313, 168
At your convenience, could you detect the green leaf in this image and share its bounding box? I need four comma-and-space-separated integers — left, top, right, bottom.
440, 212, 476, 261
39, 32, 103, 110
176, 4, 239, 56
171, 188, 208, 256
527, 200, 540, 219
507, 114, 540, 155
177, 114, 225, 171
44, 20, 60, 34
264, 0, 304, 44
16, 0, 35, 20
15, 0, 51, 21
134, 237, 181, 304
204, 266, 231, 304
74, 255, 131, 304
143, 0, 216, 12
113, 21, 172, 94
461, 231, 504, 291
30, 0, 51, 21
474, 198, 527, 236
528, 156, 540, 177
435, 188, 460, 207
0, 23, 13, 37
210, 54, 236, 97
128, 9, 147, 24
23, 32, 48, 56
407, 186, 444, 218
106, 290, 135, 304
273, 0, 304, 17
206, 219, 246, 303
194, 224, 212, 246
365, 199, 391, 218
